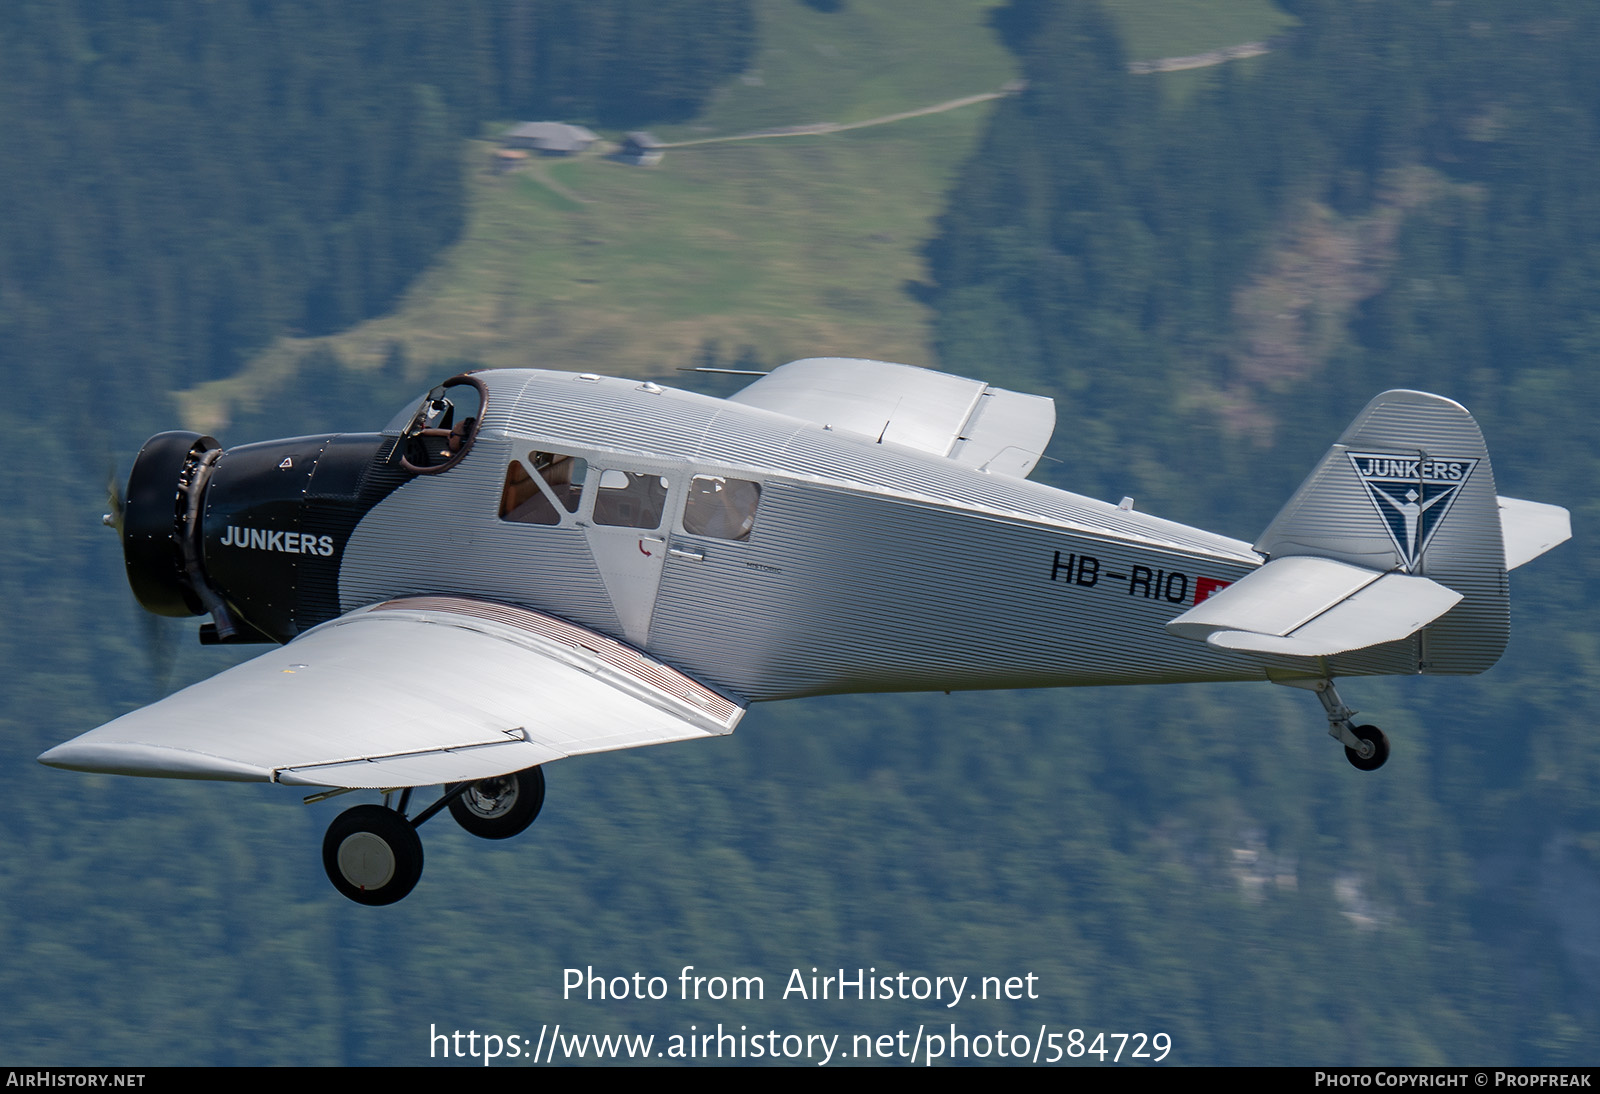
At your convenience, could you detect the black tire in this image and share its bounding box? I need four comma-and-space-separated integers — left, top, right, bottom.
1345, 725, 1391, 772
448, 766, 545, 840
323, 804, 424, 905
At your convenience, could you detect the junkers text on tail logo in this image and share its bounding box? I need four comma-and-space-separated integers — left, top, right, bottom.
1347, 452, 1478, 572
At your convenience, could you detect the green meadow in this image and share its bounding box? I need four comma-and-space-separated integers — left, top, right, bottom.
182, 0, 1290, 433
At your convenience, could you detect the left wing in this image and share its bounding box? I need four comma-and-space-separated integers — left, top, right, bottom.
40, 598, 744, 788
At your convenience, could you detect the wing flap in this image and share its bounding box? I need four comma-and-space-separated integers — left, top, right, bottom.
276, 731, 558, 788
1166, 555, 1462, 658
41, 598, 744, 789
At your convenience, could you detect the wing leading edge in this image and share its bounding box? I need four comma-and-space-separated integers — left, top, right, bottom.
40, 598, 744, 788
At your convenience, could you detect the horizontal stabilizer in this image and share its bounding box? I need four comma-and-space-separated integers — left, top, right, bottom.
730, 357, 1055, 477
1499, 496, 1571, 570
1166, 555, 1462, 658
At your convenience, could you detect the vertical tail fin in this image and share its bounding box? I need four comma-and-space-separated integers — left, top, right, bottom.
1255, 390, 1508, 674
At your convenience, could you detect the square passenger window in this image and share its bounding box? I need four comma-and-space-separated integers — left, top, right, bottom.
593, 469, 670, 529
683, 476, 761, 540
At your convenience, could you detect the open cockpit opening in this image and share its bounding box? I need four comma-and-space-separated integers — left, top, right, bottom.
396, 374, 486, 475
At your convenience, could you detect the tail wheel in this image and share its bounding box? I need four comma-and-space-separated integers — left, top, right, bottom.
1344, 725, 1391, 772
448, 766, 545, 840
323, 804, 423, 905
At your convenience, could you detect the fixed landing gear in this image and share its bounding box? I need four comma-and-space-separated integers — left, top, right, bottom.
1344, 724, 1390, 772
448, 766, 545, 840
323, 804, 424, 906
318, 764, 546, 904
1276, 677, 1391, 772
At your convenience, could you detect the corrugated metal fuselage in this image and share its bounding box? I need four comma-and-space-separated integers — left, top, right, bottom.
337, 371, 1397, 702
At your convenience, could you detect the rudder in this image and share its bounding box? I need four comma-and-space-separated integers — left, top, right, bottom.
1254, 390, 1508, 675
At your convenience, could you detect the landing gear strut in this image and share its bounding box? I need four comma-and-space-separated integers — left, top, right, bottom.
1277, 677, 1391, 771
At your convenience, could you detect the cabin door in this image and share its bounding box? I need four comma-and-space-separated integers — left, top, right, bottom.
581, 467, 673, 647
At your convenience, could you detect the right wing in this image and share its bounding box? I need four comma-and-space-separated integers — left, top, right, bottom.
729, 357, 1056, 478
40, 597, 744, 788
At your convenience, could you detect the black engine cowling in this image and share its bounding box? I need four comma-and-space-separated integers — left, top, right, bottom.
118, 376, 479, 642
121, 431, 220, 618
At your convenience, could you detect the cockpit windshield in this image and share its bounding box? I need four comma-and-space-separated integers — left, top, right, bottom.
382, 392, 431, 436
389, 374, 486, 474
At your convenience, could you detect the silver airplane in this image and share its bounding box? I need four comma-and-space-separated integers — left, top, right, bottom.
41, 359, 1571, 904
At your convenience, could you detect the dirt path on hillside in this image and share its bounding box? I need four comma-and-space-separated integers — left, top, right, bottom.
658, 90, 1011, 148
658, 39, 1278, 150
1128, 40, 1272, 74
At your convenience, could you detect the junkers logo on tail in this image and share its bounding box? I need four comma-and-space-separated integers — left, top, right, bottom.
218, 525, 335, 556
1347, 452, 1478, 572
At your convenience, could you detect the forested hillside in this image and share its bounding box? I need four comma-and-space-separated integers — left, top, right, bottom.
933, 0, 1600, 503
0, 0, 754, 406
926, 0, 1600, 1058
3, 0, 1596, 1067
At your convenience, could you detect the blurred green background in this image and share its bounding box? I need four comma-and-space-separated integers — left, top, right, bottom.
2, 0, 1595, 1065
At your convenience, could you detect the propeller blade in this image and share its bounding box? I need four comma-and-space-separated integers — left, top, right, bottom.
104, 467, 126, 534
106, 465, 178, 693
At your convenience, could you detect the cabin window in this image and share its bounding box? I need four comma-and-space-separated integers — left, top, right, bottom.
500, 452, 587, 525
682, 476, 761, 541
592, 469, 670, 529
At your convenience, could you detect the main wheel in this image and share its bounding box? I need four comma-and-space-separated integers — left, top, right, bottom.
323, 804, 424, 905
448, 766, 545, 840
1344, 725, 1391, 772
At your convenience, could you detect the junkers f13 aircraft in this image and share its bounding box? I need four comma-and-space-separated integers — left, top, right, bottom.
42, 359, 1570, 904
